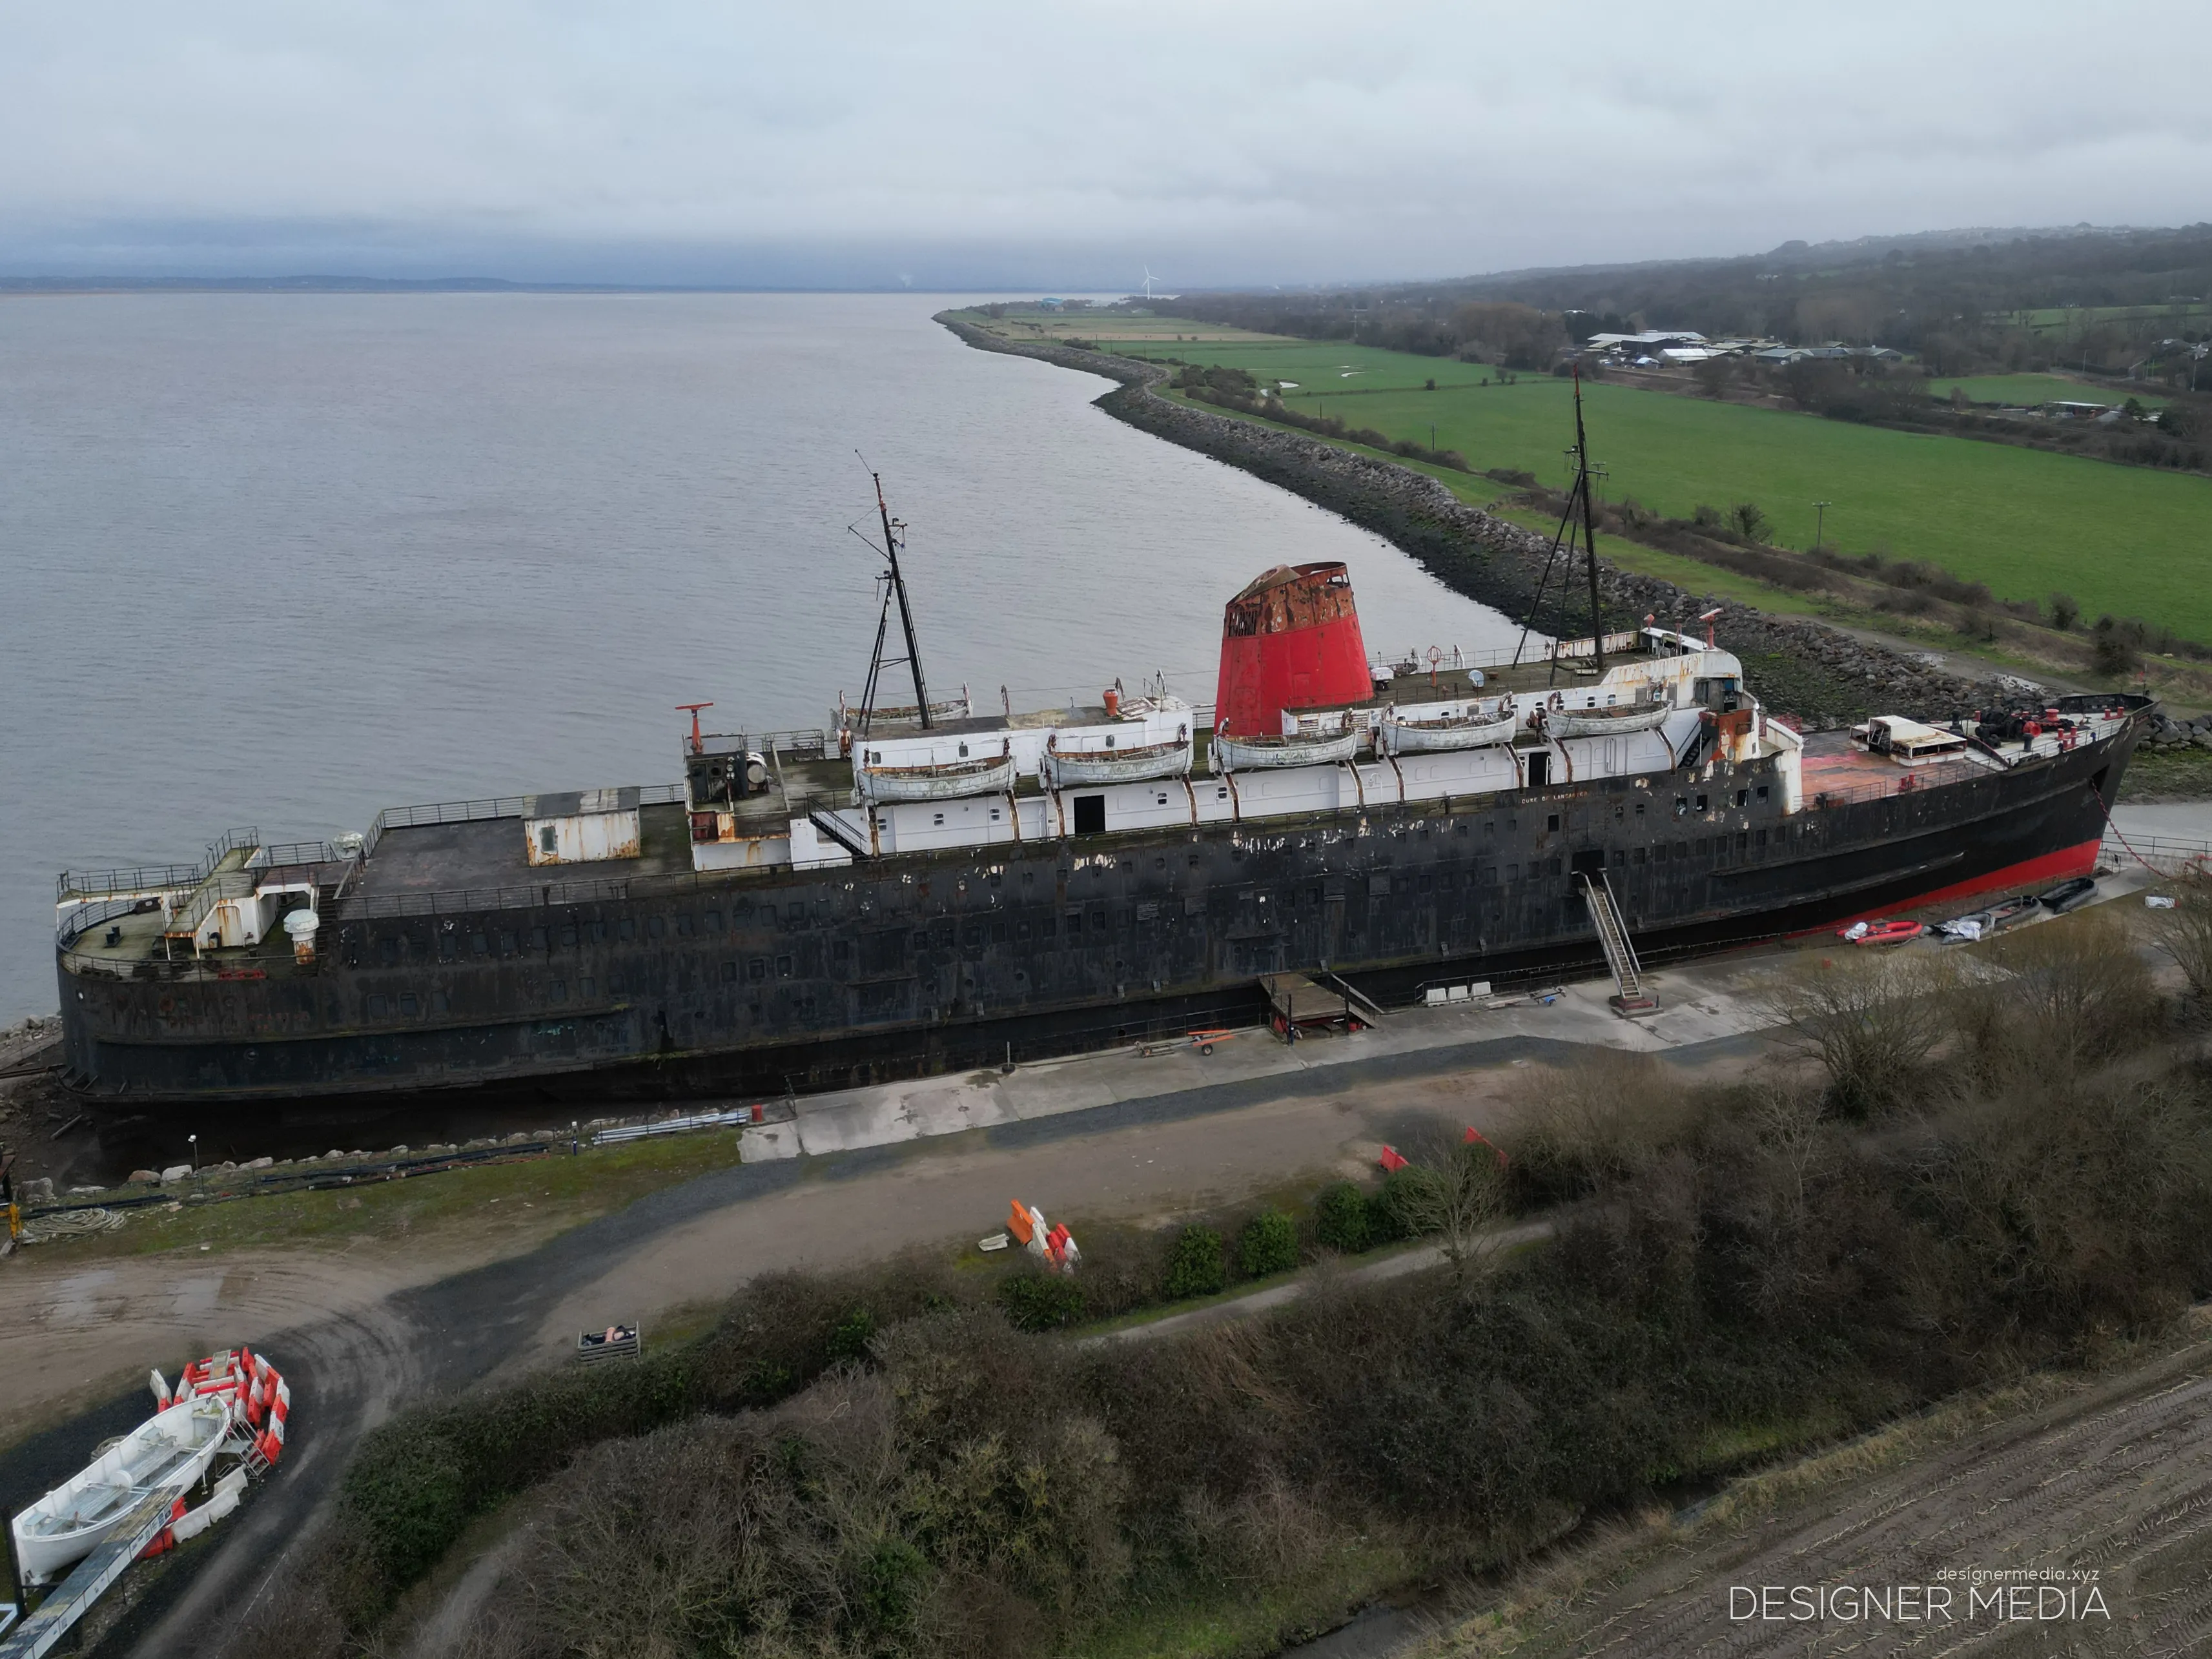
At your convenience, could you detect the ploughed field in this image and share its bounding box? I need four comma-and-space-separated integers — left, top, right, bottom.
1470, 1332, 2212, 1657
1100, 325, 2212, 647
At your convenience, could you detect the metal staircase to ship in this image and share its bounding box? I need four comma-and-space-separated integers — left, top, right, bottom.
1577, 871, 1659, 1017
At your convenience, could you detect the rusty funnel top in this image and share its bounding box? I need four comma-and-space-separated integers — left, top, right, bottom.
1212, 562, 1372, 737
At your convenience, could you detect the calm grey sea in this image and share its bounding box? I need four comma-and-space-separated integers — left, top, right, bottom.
0, 294, 1520, 1023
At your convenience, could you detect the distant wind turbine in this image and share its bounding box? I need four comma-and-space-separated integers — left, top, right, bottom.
1143, 266, 1158, 301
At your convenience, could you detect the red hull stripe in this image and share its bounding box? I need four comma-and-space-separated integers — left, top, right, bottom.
1810, 837, 2102, 935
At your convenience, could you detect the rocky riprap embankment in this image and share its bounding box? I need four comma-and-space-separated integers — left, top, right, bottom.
2144, 711, 2212, 751
939, 316, 1999, 729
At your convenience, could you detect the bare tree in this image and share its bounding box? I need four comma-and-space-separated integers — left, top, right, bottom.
2156, 872, 2212, 1000
1756, 952, 1949, 1117
1397, 1131, 1511, 1277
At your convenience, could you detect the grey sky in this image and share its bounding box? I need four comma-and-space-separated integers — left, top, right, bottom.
5, 0, 2206, 285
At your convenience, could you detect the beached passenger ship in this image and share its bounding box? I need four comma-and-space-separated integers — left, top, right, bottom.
52, 549, 2144, 1108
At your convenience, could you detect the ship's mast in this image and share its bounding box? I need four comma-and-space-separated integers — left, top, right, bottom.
1572, 365, 1605, 672
856, 471, 935, 737
1510, 365, 1608, 675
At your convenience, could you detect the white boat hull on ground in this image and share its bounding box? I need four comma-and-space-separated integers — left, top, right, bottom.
11, 1397, 230, 1584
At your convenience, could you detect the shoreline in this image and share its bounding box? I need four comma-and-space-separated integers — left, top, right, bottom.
934, 310, 2010, 730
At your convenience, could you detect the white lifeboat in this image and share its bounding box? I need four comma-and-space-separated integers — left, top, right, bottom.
1211, 724, 1360, 772
10, 1345, 292, 1586
12, 1396, 230, 1583
1543, 695, 1671, 739
1041, 729, 1193, 788
1381, 697, 1518, 755
854, 744, 1016, 803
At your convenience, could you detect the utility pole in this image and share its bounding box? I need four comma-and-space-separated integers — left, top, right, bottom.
1813, 500, 1832, 552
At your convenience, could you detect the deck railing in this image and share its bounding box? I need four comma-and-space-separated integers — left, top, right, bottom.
57, 826, 261, 903
55, 895, 150, 949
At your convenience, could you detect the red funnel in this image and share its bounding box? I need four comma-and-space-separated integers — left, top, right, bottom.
1213, 563, 1371, 737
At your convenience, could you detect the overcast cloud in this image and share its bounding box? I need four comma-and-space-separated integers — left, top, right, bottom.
4, 0, 2206, 285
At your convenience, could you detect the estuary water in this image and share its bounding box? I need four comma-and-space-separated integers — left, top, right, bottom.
0, 293, 1521, 1023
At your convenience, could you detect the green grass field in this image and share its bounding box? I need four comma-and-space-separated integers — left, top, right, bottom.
974, 307, 1281, 346
2005, 302, 2210, 335
1113, 334, 1499, 397
1927, 372, 2166, 409
1119, 325, 2212, 642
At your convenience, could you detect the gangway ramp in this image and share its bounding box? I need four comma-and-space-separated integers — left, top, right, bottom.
1577, 871, 1658, 1016
0, 1481, 194, 1659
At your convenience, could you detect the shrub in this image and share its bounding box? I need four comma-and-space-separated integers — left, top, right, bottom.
2091, 617, 2139, 677
828, 1305, 877, 1360
2157, 873, 2212, 999
2048, 591, 2080, 631
1371, 1165, 1447, 1241
1508, 1052, 1696, 1205
1953, 911, 2160, 1083
338, 1350, 697, 1616
1163, 1225, 1225, 1299
1759, 953, 1948, 1119
1314, 1181, 1372, 1253
1238, 1210, 1300, 1278
1729, 502, 1770, 542
999, 1271, 1087, 1332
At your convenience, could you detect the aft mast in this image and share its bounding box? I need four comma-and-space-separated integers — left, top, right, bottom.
1571, 365, 1605, 671
1510, 364, 1609, 674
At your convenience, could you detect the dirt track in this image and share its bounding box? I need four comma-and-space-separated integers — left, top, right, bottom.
1462, 1327, 2212, 1658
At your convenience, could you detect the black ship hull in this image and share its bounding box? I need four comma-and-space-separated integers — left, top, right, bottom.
56, 710, 2140, 1113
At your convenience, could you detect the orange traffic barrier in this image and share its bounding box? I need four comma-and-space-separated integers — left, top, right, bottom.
1462, 1126, 1509, 1166
1007, 1199, 1035, 1245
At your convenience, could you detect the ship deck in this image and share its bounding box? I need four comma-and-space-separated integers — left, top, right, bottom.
354, 802, 701, 899
1797, 728, 1988, 797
